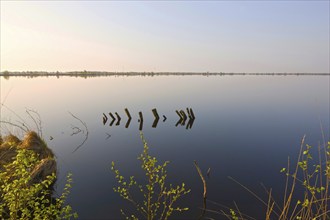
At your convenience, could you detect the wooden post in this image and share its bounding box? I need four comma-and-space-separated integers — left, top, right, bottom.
190, 108, 195, 119
115, 112, 121, 126
179, 110, 187, 125
109, 112, 115, 121
152, 108, 160, 119
125, 108, 132, 119
109, 112, 115, 126
138, 111, 143, 130
186, 107, 192, 119
138, 111, 143, 122
176, 110, 183, 120
102, 113, 108, 125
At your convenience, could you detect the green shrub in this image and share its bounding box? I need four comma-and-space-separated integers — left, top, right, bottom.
111, 133, 190, 220
0, 149, 78, 219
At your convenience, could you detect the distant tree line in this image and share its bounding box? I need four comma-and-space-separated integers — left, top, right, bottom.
0, 71, 329, 79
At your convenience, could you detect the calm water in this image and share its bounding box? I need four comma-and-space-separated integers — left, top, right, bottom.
1, 75, 329, 219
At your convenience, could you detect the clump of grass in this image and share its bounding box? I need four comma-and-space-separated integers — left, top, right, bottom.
270, 137, 330, 220
111, 133, 190, 220
0, 132, 55, 178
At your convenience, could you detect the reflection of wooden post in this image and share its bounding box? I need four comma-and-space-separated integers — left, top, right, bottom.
125, 118, 131, 128
186, 117, 195, 129
138, 111, 143, 131
110, 118, 115, 126
152, 118, 159, 128
175, 118, 181, 127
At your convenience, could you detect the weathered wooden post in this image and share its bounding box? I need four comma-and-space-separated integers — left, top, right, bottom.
109, 112, 115, 121
108, 112, 115, 126
176, 110, 183, 120
190, 108, 195, 119
179, 110, 187, 125
186, 108, 192, 119
152, 108, 160, 119
138, 111, 143, 130
102, 113, 108, 125
125, 108, 132, 120
124, 108, 132, 128
151, 108, 160, 128
115, 112, 121, 126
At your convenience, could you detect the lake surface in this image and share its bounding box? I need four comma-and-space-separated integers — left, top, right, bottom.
0, 74, 329, 219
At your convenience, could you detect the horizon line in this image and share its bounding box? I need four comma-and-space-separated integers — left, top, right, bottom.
1, 71, 330, 75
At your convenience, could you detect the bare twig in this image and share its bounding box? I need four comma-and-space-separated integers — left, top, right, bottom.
1, 103, 30, 131
194, 160, 207, 219
206, 199, 257, 220
26, 108, 42, 137
0, 120, 28, 132
70, 125, 82, 136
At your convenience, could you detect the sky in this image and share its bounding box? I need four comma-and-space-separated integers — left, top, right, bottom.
0, 1, 329, 73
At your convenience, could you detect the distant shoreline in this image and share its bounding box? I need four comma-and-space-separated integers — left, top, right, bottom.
0, 71, 329, 78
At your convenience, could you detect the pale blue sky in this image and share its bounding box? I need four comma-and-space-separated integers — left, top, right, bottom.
1, 1, 329, 73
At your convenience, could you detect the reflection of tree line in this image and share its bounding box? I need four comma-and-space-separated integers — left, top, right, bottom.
1, 71, 329, 80
102, 108, 195, 130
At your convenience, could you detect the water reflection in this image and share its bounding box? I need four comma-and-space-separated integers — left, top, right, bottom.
102, 108, 196, 129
